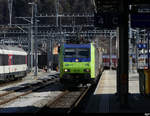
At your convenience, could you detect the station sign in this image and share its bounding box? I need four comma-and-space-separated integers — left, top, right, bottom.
137, 43, 147, 49
94, 0, 120, 29
96, 0, 150, 6
137, 43, 142, 49
131, 13, 150, 28
143, 43, 147, 49
129, 0, 150, 5
94, 13, 120, 29
95, 0, 120, 12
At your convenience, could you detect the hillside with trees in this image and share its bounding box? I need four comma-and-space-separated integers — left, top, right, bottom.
0, 0, 94, 24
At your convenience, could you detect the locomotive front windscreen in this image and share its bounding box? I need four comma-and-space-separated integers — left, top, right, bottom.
64, 48, 76, 58
76, 48, 90, 58
64, 48, 90, 58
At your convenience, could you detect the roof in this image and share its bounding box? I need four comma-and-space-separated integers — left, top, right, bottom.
0, 45, 25, 52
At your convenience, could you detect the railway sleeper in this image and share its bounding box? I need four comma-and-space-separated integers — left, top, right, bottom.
69, 86, 96, 113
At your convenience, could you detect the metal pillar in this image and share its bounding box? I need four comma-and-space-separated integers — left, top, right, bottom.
28, 24, 31, 71
8, 0, 13, 26
118, 0, 129, 107
136, 29, 140, 69
116, 27, 120, 95
110, 33, 113, 70
148, 31, 150, 69
30, 12, 34, 72
51, 39, 53, 70
143, 31, 146, 67
129, 5, 133, 72
47, 37, 51, 72
56, 0, 59, 27
129, 39, 133, 72
34, 2, 38, 76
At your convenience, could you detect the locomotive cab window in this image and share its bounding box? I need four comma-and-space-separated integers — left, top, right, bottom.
77, 48, 90, 58
64, 48, 76, 58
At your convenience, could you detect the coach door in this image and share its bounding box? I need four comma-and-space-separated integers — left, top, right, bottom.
8, 55, 12, 73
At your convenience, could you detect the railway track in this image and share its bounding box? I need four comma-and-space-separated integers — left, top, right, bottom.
0, 75, 59, 106
0, 78, 23, 88
0, 73, 96, 113
36, 86, 91, 113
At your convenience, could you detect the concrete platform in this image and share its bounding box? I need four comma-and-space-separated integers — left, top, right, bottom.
85, 70, 150, 113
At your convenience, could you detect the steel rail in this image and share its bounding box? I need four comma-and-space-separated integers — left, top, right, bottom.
0, 79, 23, 89
67, 87, 90, 113
0, 78, 58, 106
46, 90, 69, 107
36, 86, 91, 113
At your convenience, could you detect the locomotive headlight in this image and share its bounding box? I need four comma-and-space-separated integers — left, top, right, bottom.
75, 59, 79, 62
84, 69, 90, 72
64, 69, 70, 72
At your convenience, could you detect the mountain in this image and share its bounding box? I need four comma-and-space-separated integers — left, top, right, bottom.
0, 0, 94, 24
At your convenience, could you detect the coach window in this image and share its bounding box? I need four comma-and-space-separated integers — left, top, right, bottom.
18, 55, 21, 64
12, 55, 15, 65
19, 55, 25, 64
3, 54, 8, 65
0, 54, 2, 65
15, 55, 19, 64
23, 56, 25, 64
13, 55, 16, 65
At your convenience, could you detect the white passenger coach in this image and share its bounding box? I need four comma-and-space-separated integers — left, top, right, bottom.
0, 45, 27, 81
